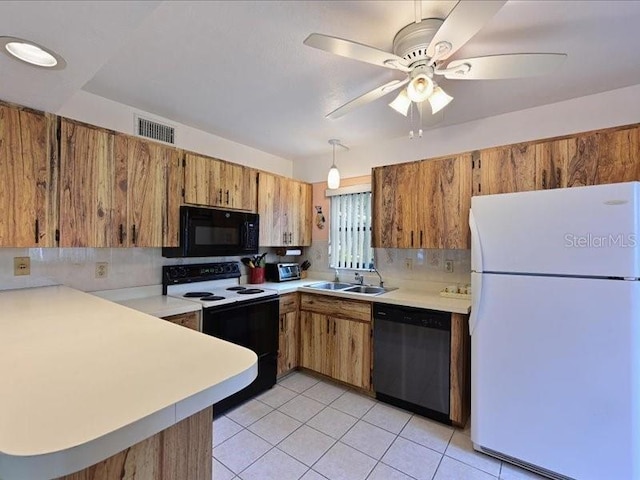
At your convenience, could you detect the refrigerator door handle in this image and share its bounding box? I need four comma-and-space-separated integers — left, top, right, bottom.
469, 273, 482, 335
469, 208, 483, 273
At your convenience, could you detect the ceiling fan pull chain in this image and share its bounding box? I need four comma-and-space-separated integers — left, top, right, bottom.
414, 0, 422, 24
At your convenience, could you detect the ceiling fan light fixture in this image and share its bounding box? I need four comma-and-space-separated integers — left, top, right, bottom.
406, 73, 434, 102
389, 88, 411, 116
428, 85, 453, 114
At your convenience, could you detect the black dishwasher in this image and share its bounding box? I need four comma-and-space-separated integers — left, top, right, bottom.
373, 303, 451, 424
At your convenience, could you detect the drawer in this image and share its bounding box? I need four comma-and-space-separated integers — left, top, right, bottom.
279, 293, 299, 314
300, 293, 371, 323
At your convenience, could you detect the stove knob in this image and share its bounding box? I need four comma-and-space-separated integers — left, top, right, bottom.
214, 265, 223, 274
177, 267, 187, 278
224, 264, 232, 273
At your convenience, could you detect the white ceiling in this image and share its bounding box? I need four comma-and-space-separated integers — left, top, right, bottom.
2, 1, 640, 161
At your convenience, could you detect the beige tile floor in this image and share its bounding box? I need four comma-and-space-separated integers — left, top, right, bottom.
212, 372, 545, 480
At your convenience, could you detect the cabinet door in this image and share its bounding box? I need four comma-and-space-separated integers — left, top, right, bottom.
223, 162, 254, 211
372, 163, 419, 248
566, 127, 640, 187
300, 311, 331, 376
117, 135, 174, 247
184, 153, 215, 206
331, 318, 371, 390
478, 144, 536, 196
534, 139, 570, 190
163, 311, 200, 331
258, 172, 283, 246
60, 119, 115, 247
165, 152, 184, 247
422, 154, 472, 249
0, 105, 57, 247
278, 311, 299, 376
289, 179, 312, 246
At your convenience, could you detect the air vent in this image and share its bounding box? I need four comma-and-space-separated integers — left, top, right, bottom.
135, 115, 175, 144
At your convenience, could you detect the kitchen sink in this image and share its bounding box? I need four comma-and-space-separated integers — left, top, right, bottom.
306, 282, 353, 290
343, 285, 387, 295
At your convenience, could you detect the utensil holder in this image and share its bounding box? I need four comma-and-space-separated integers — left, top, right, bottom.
249, 267, 265, 284
300, 271, 308, 279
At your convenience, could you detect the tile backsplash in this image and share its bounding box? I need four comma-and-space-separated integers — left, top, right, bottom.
0, 248, 297, 292
303, 240, 471, 289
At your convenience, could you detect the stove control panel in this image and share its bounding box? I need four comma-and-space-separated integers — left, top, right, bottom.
162, 262, 241, 292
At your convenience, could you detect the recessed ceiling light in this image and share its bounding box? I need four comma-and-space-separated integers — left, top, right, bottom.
0, 36, 66, 69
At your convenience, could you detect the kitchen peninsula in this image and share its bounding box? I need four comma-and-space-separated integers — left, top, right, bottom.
0, 286, 257, 480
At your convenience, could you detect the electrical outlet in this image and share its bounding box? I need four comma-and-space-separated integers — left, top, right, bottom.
444, 259, 454, 273
404, 257, 413, 270
14, 256, 30, 276
95, 262, 109, 279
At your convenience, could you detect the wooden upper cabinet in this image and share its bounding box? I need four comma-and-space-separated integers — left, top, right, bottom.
566, 126, 640, 187
372, 155, 471, 249
115, 134, 178, 247
0, 104, 58, 247
165, 152, 184, 247
60, 119, 179, 248
60, 119, 115, 247
257, 172, 312, 247
184, 153, 255, 211
477, 144, 537, 196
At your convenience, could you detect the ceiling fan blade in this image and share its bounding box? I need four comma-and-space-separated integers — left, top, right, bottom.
427, 0, 507, 60
442, 53, 567, 80
304, 33, 411, 72
326, 78, 409, 119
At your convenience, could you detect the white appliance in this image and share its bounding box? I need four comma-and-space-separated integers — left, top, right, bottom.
469, 182, 640, 480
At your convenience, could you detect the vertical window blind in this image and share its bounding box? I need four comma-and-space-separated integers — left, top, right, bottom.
330, 191, 374, 269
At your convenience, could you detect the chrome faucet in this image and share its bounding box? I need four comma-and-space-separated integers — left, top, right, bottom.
354, 272, 364, 285
334, 269, 340, 282
370, 267, 384, 287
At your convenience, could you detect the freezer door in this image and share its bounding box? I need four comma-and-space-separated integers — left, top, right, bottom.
470, 181, 640, 277
471, 273, 640, 480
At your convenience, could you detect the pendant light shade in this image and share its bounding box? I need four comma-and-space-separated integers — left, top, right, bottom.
428, 85, 454, 114
406, 73, 434, 102
389, 89, 411, 116
327, 139, 348, 189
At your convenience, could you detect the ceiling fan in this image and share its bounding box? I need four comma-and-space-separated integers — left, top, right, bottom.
304, 0, 567, 119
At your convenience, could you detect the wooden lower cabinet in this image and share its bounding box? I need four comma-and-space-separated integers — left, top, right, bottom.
450, 313, 471, 427
278, 293, 299, 376
162, 311, 200, 331
300, 293, 372, 391
56, 406, 212, 480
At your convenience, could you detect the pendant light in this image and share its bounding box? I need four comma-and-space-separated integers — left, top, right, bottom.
327, 139, 349, 189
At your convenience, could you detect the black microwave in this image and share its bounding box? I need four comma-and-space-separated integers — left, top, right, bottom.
162, 206, 259, 258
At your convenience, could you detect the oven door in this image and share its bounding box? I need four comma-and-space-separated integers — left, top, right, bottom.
202, 296, 279, 415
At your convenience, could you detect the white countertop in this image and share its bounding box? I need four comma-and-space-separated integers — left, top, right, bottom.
0, 286, 256, 480
116, 295, 200, 318
258, 279, 471, 314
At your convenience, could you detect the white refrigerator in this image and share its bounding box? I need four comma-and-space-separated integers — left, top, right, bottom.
469, 181, 640, 480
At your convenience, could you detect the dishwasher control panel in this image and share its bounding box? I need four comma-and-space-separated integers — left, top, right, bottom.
373, 303, 450, 331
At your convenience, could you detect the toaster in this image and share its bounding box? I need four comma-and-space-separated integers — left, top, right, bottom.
265, 263, 301, 282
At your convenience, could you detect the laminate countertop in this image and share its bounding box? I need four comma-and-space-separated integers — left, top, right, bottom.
0, 285, 256, 480
258, 279, 472, 314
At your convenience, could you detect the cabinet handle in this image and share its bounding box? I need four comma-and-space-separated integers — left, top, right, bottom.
280, 317, 283, 332
420, 230, 423, 247
226, 190, 230, 204
289, 232, 292, 244
542, 169, 547, 189
283, 232, 287, 244
219, 189, 223, 203
556, 167, 562, 188
411, 230, 414, 247
34, 219, 39, 244
326, 319, 329, 334
132, 224, 137, 245
333, 321, 336, 335
119, 224, 125, 245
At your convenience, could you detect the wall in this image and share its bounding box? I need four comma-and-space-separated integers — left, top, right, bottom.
57, 91, 293, 176
304, 175, 471, 290
294, 84, 640, 182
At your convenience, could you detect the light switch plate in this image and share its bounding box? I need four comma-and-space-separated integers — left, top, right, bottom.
14, 256, 30, 276
444, 259, 454, 273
